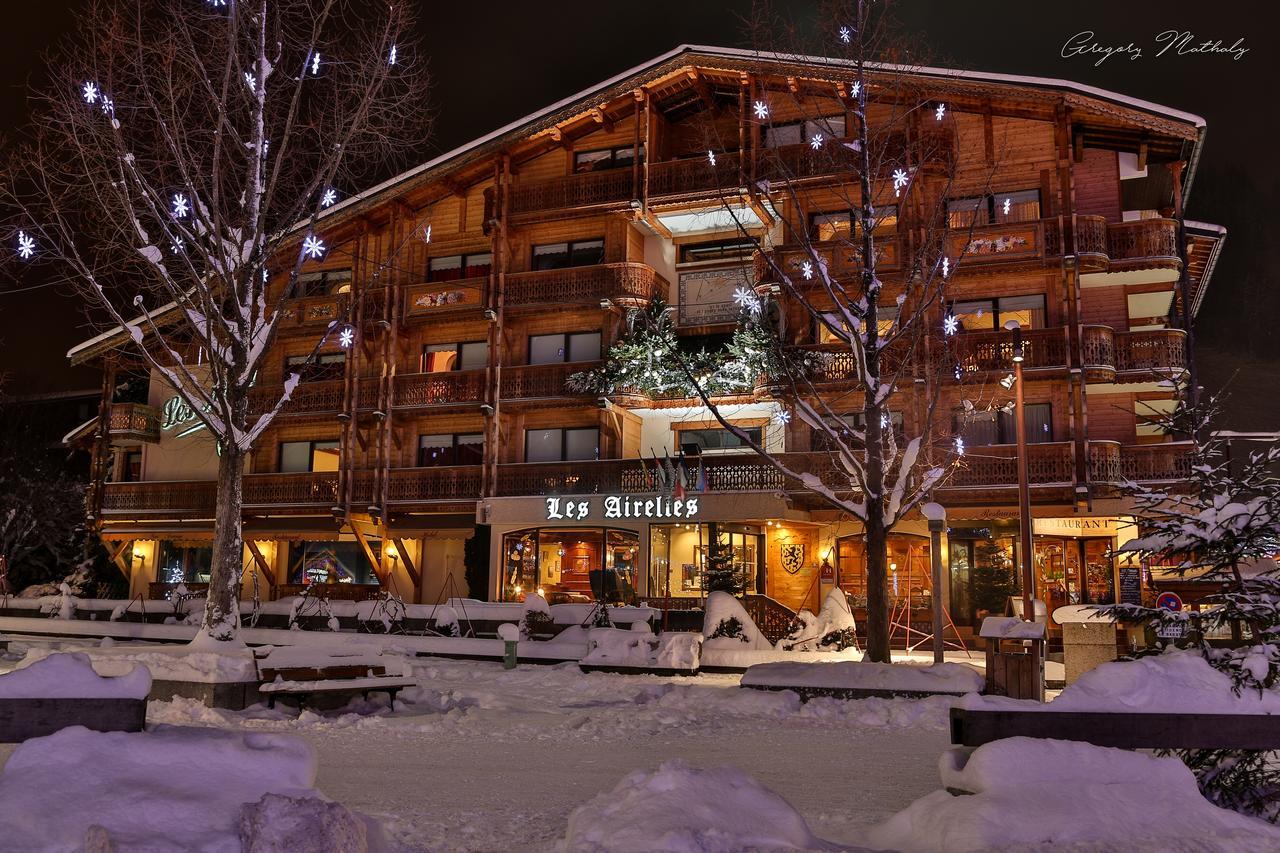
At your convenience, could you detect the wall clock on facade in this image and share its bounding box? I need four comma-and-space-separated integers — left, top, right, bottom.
781, 543, 805, 574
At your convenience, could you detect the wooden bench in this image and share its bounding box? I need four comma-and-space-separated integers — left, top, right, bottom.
257, 664, 416, 710
951, 707, 1280, 750
0, 697, 146, 741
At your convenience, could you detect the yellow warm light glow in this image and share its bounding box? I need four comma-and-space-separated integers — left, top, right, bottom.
384, 542, 399, 559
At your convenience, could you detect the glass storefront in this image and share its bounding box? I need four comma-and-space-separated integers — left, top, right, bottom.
157, 541, 213, 584
288, 541, 379, 586
1033, 536, 1115, 611
947, 527, 1021, 625
647, 523, 762, 599
501, 527, 639, 604
836, 534, 932, 610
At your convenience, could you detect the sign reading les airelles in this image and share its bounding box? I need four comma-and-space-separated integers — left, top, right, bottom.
545, 495, 700, 522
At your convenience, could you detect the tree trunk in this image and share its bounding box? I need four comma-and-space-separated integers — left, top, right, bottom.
864, 506, 891, 662
202, 442, 245, 642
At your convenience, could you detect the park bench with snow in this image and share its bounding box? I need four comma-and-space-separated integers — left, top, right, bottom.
254, 650, 416, 710
0, 653, 150, 741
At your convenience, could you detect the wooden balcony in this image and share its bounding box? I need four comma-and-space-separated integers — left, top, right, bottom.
1115, 329, 1188, 377
1066, 216, 1180, 275
243, 472, 338, 509
108, 403, 161, 444
508, 167, 635, 215
944, 442, 1076, 490
772, 236, 901, 281
955, 326, 1069, 376
101, 480, 216, 515
947, 219, 1047, 267
387, 466, 483, 503
501, 362, 599, 404
1088, 441, 1194, 484
504, 263, 665, 310
279, 293, 350, 328
403, 278, 486, 319
247, 379, 347, 418
395, 370, 487, 409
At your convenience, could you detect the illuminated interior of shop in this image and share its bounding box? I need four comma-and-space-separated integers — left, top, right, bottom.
836, 533, 932, 610
648, 523, 761, 598
501, 527, 639, 603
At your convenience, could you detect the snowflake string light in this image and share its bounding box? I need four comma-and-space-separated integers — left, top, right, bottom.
171, 194, 189, 218
707, 149, 717, 166
732, 286, 761, 317
752, 100, 769, 120
338, 326, 355, 348
851, 80, 861, 99
243, 72, 256, 91
801, 260, 814, 280
953, 362, 963, 381
954, 436, 965, 456
943, 313, 959, 336
208, 0, 226, 5
772, 409, 792, 426
388, 44, 398, 65
809, 133, 824, 150
1002, 197, 1011, 216
301, 234, 326, 260
421, 223, 432, 243
15, 231, 36, 261
100, 97, 113, 116
320, 188, 337, 208
941, 257, 950, 278
880, 413, 890, 428
310, 53, 321, 75
935, 103, 946, 121
82, 82, 99, 104
262, 269, 269, 283
839, 26, 852, 43
892, 168, 909, 197
170, 237, 184, 255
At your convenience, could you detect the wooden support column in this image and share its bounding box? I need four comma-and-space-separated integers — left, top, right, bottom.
631, 90, 642, 202
245, 540, 277, 589
85, 359, 117, 532
352, 525, 388, 586
1170, 159, 1199, 407
1056, 103, 1089, 498
483, 155, 510, 498
393, 538, 420, 588
641, 90, 652, 214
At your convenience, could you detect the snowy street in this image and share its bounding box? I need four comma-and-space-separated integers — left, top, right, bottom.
119, 656, 949, 851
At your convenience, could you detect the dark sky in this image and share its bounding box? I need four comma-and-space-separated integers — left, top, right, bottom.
0, 0, 1273, 396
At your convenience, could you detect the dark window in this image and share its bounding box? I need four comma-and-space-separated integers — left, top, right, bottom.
421, 341, 488, 372
947, 197, 987, 229
157, 542, 213, 584
525, 427, 599, 463
948, 191, 1042, 228
529, 332, 602, 365
532, 239, 605, 271
289, 541, 378, 586
764, 116, 845, 148
427, 252, 492, 283
279, 439, 340, 473
950, 295, 1047, 331
678, 426, 762, 456
573, 145, 645, 173
679, 239, 755, 264
417, 433, 484, 467
955, 403, 1052, 446
295, 269, 352, 298
285, 352, 345, 383
809, 205, 899, 241
120, 450, 143, 483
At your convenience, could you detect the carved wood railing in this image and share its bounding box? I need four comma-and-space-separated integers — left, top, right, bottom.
403, 277, 486, 318
386, 466, 484, 503
773, 236, 902, 279
955, 326, 1069, 373
1074, 215, 1109, 257
1080, 325, 1116, 372
504, 263, 665, 308
508, 167, 635, 214
1115, 329, 1188, 374
242, 472, 339, 507
946, 442, 1075, 489
501, 363, 600, 401
108, 403, 161, 444
1120, 442, 1195, 482
742, 595, 800, 644
1087, 441, 1123, 485
1107, 219, 1180, 269
280, 293, 351, 327
395, 370, 488, 408
248, 379, 348, 418
648, 151, 744, 197
947, 220, 1044, 264
100, 480, 217, 514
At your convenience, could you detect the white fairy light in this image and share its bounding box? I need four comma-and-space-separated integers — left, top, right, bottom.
801, 260, 813, 280
338, 326, 355, 348
171, 193, 189, 218
707, 150, 716, 166
16, 231, 36, 261
892, 167, 909, 197
1002, 197, 1011, 216
954, 436, 965, 456
943, 313, 959, 336
941, 257, 950, 278
422, 223, 432, 243
82, 82, 99, 104
310, 52, 321, 75
100, 97, 113, 116
732, 286, 761, 317
839, 26, 852, 43
388, 44, 398, 65
935, 103, 946, 121
752, 100, 769, 120
773, 409, 792, 425
320, 188, 337, 208
301, 234, 326, 260
851, 80, 861, 99
809, 133, 824, 150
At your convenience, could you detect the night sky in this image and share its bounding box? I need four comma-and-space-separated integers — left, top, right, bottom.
1, 1, 1274, 402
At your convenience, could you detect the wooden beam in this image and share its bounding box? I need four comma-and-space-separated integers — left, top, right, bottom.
393, 538, 420, 587
106, 540, 131, 581
1137, 139, 1149, 171
685, 70, 718, 113
245, 540, 276, 588
351, 524, 388, 586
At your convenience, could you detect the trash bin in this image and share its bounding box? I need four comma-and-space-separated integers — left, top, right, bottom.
497, 623, 519, 670
979, 616, 1045, 701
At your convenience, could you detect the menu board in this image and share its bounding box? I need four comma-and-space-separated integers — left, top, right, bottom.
1118, 565, 1142, 606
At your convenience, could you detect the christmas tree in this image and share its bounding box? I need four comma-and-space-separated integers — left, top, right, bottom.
970, 538, 1018, 619
703, 539, 748, 596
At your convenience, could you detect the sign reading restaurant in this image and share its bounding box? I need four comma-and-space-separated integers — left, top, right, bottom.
545, 495, 700, 522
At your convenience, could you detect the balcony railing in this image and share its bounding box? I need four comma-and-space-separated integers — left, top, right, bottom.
504, 263, 665, 309
243, 472, 338, 508
108, 403, 161, 444
1119, 441, 1195, 482
955, 326, 1069, 374
395, 370, 487, 409
508, 167, 635, 215
280, 293, 350, 327
101, 480, 216, 514
387, 466, 484, 503
648, 152, 744, 198
947, 220, 1046, 265
1107, 219, 1180, 270
1116, 329, 1188, 375
945, 442, 1076, 489
247, 379, 347, 418
773, 236, 901, 280
403, 278, 486, 318
501, 363, 599, 402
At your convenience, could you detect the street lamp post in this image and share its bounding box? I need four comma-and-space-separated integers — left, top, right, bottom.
1007, 320, 1036, 623
921, 501, 947, 663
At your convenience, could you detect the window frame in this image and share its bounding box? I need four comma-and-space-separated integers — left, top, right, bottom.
420, 340, 489, 373
531, 238, 606, 271
278, 439, 341, 473
416, 432, 485, 467
425, 252, 493, 283
523, 427, 601, 463
294, 268, 353, 298
948, 294, 1048, 331
953, 402, 1053, 446
528, 331, 603, 365
572, 144, 646, 173
284, 351, 346, 383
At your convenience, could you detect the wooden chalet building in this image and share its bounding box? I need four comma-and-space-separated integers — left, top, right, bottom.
67, 46, 1224, 638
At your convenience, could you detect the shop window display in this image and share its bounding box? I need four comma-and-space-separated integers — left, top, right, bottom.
836, 534, 932, 610
287, 541, 378, 586
647, 523, 761, 599
501, 527, 639, 604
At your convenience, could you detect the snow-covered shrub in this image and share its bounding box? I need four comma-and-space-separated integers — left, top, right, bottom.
38, 582, 79, 620
430, 605, 461, 637
701, 591, 773, 650
782, 589, 859, 651
708, 616, 746, 642
520, 593, 554, 640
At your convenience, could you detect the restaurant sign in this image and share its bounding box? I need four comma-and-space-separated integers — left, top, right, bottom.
545, 495, 700, 522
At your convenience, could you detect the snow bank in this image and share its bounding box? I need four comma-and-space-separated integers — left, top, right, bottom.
963, 647, 1280, 714
742, 660, 983, 695
701, 592, 773, 650
700, 646, 861, 670
580, 627, 702, 671
0, 725, 374, 852
978, 615, 1045, 639
17, 644, 257, 684
782, 588, 858, 651
868, 737, 1280, 852
561, 760, 834, 852
0, 652, 151, 699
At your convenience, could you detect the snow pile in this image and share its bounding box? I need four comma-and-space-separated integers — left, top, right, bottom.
655, 632, 702, 670
239, 793, 373, 851
561, 760, 835, 852
868, 737, 1280, 852
430, 604, 461, 637
701, 591, 773, 650
0, 652, 151, 699
16, 644, 258, 684
977, 615, 1045, 639
520, 593, 554, 639
35, 582, 80, 620
782, 588, 859, 651
964, 647, 1280, 714
741, 660, 983, 695
0, 725, 380, 852
581, 626, 658, 667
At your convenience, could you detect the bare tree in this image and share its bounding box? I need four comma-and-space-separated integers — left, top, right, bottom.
1, 0, 429, 642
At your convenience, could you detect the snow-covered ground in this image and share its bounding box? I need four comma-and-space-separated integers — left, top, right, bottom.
0, 642, 951, 851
